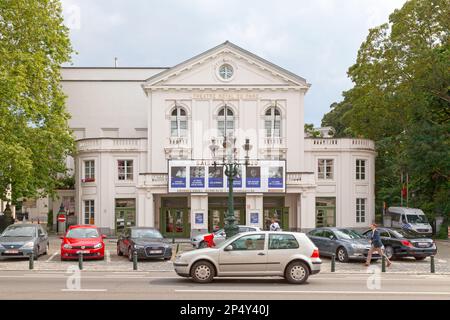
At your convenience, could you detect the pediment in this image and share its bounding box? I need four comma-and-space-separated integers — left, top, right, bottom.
143, 41, 310, 90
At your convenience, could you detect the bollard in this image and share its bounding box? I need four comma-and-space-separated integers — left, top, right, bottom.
78, 252, 83, 270
29, 252, 34, 270
172, 237, 175, 244
431, 255, 435, 273
381, 255, 386, 273
133, 251, 138, 270
331, 253, 336, 272
176, 243, 180, 254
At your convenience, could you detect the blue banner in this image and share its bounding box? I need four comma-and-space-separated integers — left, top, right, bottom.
190, 166, 205, 188
208, 167, 223, 188
171, 166, 186, 188
246, 166, 261, 188
268, 177, 283, 188
171, 177, 186, 188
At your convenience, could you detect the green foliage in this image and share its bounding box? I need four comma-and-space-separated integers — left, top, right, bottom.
321, 102, 356, 138
304, 123, 321, 137
437, 222, 449, 239
321, 0, 450, 220
0, 0, 75, 202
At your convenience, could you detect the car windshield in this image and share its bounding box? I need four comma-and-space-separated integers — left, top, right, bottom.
214, 229, 225, 235
66, 228, 99, 239
335, 229, 364, 240
407, 214, 428, 224
132, 229, 163, 239
2, 226, 36, 237
390, 229, 424, 239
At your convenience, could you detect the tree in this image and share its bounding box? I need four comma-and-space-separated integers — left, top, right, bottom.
322, 0, 450, 219
0, 0, 74, 203
321, 102, 355, 138
304, 124, 321, 137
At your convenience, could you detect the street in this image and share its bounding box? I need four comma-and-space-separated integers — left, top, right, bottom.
0, 270, 450, 300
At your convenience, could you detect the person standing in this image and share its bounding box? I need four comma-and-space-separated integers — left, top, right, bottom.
365, 223, 392, 267
269, 218, 281, 231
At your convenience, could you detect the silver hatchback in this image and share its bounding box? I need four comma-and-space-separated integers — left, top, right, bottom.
175, 231, 321, 284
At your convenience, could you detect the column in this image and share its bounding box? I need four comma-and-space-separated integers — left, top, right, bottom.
300, 190, 316, 230
190, 193, 208, 238
246, 194, 263, 229
137, 189, 154, 227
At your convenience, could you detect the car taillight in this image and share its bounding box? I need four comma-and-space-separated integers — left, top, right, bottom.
311, 249, 320, 258
401, 240, 414, 247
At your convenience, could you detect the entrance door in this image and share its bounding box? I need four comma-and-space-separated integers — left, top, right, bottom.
160, 208, 190, 238
115, 199, 136, 235
208, 207, 245, 232
315, 197, 336, 227
263, 208, 289, 231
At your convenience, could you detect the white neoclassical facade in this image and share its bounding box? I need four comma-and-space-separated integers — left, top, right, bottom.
59, 41, 376, 236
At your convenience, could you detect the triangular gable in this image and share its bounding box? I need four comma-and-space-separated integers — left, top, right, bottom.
142, 41, 310, 89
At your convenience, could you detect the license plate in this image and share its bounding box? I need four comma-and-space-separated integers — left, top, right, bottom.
149, 250, 162, 254
5, 250, 19, 254
418, 243, 429, 247
76, 250, 90, 254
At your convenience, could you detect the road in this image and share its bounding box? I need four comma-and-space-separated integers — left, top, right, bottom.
0, 270, 449, 300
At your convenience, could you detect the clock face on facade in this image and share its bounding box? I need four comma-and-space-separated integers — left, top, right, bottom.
219, 63, 234, 80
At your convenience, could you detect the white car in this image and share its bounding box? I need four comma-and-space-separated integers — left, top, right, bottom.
190, 225, 262, 249
175, 231, 321, 284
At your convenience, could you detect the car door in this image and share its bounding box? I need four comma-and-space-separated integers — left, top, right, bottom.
218, 233, 267, 275
321, 230, 335, 255
308, 230, 325, 254
36, 227, 45, 254
266, 233, 300, 274
39, 226, 48, 254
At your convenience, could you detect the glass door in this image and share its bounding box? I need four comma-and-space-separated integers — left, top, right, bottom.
315, 197, 336, 227
160, 208, 190, 238
263, 207, 289, 230
208, 207, 245, 232
115, 199, 136, 235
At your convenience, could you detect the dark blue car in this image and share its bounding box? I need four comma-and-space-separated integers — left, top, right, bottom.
307, 227, 379, 263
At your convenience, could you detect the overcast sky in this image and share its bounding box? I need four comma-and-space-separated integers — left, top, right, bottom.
61, 0, 407, 126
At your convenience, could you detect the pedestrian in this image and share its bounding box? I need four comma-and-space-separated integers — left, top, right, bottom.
269, 218, 281, 231
365, 223, 392, 267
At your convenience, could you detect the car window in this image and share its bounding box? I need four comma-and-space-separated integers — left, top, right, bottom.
407, 214, 428, 224
379, 230, 390, 238
66, 228, 99, 239
322, 230, 334, 239
230, 234, 265, 251
335, 229, 364, 239
131, 229, 163, 239
310, 230, 322, 237
2, 226, 36, 237
238, 227, 248, 233
269, 234, 299, 250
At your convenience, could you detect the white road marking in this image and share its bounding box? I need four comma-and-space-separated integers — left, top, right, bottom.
61, 289, 107, 292
174, 289, 450, 296
106, 250, 111, 263
46, 251, 59, 262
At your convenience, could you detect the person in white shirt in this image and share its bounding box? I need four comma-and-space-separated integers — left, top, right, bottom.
269, 218, 281, 231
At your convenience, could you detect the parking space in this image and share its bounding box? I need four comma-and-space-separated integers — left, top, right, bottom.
1, 236, 448, 274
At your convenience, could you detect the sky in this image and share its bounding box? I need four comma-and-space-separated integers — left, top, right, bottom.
61, 0, 407, 126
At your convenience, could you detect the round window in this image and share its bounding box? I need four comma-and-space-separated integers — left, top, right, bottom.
219, 64, 234, 80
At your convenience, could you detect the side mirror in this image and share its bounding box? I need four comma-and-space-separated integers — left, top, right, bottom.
102, 234, 107, 239
59, 236, 64, 240
224, 245, 233, 251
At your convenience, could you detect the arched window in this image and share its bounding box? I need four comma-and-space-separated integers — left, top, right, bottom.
265, 106, 281, 137
170, 106, 187, 137
217, 106, 235, 137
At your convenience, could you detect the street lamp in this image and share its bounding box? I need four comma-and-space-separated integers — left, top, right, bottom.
209, 117, 252, 239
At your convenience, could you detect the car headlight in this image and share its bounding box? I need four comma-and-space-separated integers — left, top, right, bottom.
63, 244, 72, 249
21, 241, 35, 249
94, 243, 103, 249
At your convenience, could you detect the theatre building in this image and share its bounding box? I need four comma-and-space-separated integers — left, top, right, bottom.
59, 41, 376, 237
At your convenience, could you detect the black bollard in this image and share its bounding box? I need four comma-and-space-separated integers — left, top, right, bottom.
29, 252, 34, 270
331, 253, 336, 272
176, 243, 180, 254
381, 255, 386, 273
78, 252, 83, 270
133, 251, 138, 270
431, 255, 435, 273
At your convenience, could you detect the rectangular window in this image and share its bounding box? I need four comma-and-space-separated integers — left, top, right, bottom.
84, 200, 95, 225
318, 159, 334, 180
83, 160, 95, 182
356, 198, 366, 223
118, 160, 133, 181
356, 159, 366, 180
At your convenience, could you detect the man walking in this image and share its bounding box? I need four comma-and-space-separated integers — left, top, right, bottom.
365, 223, 392, 267
269, 218, 281, 231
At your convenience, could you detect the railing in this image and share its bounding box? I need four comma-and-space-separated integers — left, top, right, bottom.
263, 137, 284, 146
140, 173, 168, 187
286, 172, 315, 186
306, 138, 375, 151
77, 138, 147, 152
168, 136, 189, 146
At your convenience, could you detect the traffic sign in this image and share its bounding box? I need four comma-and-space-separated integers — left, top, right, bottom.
57, 214, 66, 223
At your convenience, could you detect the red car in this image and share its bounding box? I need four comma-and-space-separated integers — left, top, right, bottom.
60, 225, 106, 261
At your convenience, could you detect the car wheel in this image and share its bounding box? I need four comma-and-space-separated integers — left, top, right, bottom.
164, 256, 171, 260
191, 261, 215, 283
336, 247, 349, 263
285, 261, 309, 284
384, 245, 394, 260
414, 256, 426, 261
128, 248, 134, 262
117, 244, 123, 256
199, 241, 208, 249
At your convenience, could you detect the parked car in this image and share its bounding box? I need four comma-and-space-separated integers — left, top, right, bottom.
117, 227, 172, 261
386, 207, 433, 236
60, 225, 106, 261
191, 225, 262, 249
175, 231, 321, 284
307, 227, 378, 263
362, 227, 437, 260
0, 224, 49, 260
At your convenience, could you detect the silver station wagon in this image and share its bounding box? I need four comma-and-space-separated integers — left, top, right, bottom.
174, 231, 321, 284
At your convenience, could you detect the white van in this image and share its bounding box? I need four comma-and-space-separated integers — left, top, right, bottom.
387, 207, 433, 236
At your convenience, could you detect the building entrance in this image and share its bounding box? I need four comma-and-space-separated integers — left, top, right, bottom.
263, 197, 289, 230
208, 197, 245, 232
159, 197, 190, 238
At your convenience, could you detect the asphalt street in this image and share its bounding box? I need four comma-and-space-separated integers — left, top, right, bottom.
0, 270, 449, 300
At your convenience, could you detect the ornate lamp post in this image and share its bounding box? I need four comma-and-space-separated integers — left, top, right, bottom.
209, 112, 252, 239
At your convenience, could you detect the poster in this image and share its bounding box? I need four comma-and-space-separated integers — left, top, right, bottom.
208, 166, 224, 188
250, 212, 259, 224
246, 166, 261, 188
195, 213, 204, 224
268, 166, 284, 188
227, 166, 242, 188
170, 166, 186, 188
190, 166, 205, 188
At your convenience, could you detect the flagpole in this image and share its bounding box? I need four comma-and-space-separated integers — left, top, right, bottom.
400, 172, 403, 207
406, 172, 409, 207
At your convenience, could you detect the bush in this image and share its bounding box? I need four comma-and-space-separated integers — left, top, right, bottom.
437, 222, 449, 239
